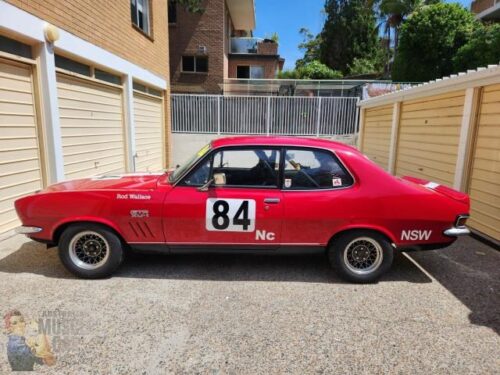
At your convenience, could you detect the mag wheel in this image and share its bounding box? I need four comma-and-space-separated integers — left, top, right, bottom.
59, 224, 123, 279
328, 231, 393, 283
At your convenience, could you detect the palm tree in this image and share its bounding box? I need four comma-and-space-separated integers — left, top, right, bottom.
379, 0, 440, 53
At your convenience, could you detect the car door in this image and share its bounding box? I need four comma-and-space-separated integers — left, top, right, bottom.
163, 147, 283, 247
280, 147, 355, 246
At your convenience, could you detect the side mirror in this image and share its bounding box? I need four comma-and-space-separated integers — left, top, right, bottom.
213, 173, 226, 186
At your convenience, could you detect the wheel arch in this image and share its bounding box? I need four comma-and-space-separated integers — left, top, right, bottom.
327, 225, 397, 249
52, 218, 126, 247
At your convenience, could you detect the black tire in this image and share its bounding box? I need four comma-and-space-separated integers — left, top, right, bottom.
327, 230, 394, 283
58, 224, 124, 279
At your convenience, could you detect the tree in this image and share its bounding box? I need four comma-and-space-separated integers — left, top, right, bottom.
392, 3, 477, 82
278, 61, 342, 79
297, 61, 343, 79
453, 24, 500, 72
319, 0, 380, 74
295, 28, 322, 69
378, 0, 441, 54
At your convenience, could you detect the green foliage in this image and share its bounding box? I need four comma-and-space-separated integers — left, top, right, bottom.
319, 0, 380, 74
392, 3, 477, 81
298, 61, 343, 79
277, 70, 299, 79
177, 0, 204, 13
277, 61, 342, 80
347, 48, 386, 76
295, 28, 322, 69
453, 24, 500, 72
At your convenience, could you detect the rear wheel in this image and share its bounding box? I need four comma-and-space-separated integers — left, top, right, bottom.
328, 230, 394, 283
59, 224, 123, 279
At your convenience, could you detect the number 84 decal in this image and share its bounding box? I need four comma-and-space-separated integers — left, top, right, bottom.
206, 199, 256, 232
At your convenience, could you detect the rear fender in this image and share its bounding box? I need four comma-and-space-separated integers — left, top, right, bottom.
330, 224, 398, 245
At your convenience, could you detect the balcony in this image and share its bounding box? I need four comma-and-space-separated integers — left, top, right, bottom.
471, 0, 500, 19
230, 37, 278, 55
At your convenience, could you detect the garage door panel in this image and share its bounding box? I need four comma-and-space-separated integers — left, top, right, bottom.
0, 100, 35, 114
59, 107, 122, 121
59, 118, 123, 128
0, 113, 37, 125
133, 92, 164, 172
0, 137, 38, 150
0, 87, 33, 102
1, 126, 38, 137
0, 179, 41, 205
0, 158, 40, 175
468, 85, 500, 240
65, 157, 125, 179
58, 96, 123, 112
57, 73, 126, 178
397, 92, 461, 188
0, 60, 43, 233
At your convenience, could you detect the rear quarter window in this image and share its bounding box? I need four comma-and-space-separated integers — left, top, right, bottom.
283, 148, 354, 190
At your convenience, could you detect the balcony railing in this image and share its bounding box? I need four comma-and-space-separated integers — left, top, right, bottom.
230, 37, 264, 54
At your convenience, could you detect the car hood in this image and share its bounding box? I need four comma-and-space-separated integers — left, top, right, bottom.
44, 173, 167, 192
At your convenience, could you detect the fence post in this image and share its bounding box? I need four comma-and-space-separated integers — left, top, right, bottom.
315, 97, 322, 137
217, 96, 221, 135
354, 97, 360, 134
266, 97, 271, 136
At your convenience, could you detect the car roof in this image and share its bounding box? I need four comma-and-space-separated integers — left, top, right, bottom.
211, 136, 359, 153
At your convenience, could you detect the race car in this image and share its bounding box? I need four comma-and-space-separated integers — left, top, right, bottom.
15, 136, 470, 283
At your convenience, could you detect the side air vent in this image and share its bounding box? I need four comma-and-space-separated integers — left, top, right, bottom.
129, 221, 154, 238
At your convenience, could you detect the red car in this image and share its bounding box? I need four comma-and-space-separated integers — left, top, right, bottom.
15, 136, 470, 283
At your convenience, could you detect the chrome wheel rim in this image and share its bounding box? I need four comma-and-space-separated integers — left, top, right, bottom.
343, 237, 383, 275
69, 231, 110, 270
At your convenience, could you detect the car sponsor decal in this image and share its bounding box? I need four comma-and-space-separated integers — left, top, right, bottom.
116, 193, 151, 200
284, 178, 292, 188
130, 210, 149, 218
401, 230, 432, 241
332, 178, 342, 187
206, 198, 256, 232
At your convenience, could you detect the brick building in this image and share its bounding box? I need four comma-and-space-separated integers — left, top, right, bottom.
0, 0, 170, 234
168, 0, 284, 93
471, 0, 500, 21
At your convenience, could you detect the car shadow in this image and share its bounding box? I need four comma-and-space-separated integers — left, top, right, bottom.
0, 240, 430, 284
408, 236, 500, 336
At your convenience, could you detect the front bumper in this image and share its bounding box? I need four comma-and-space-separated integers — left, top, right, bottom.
15, 226, 43, 234
443, 227, 470, 237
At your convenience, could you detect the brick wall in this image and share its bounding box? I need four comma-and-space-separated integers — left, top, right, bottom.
5, 0, 169, 80
228, 56, 279, 79
168, 0, 226, 93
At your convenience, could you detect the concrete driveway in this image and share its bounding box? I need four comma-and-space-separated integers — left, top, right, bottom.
0, 234, 498, 374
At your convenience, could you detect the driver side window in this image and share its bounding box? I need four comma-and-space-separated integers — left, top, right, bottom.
182, 158, 211, 186
212, 148, 280, 187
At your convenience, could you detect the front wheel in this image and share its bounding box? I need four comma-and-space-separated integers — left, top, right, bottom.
59, 224, 124, 279
328, 231, 394, 283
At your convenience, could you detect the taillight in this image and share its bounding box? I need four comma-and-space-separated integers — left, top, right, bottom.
455, 215, 469, 228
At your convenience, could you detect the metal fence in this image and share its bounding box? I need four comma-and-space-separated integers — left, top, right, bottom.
171, 94, 360, 136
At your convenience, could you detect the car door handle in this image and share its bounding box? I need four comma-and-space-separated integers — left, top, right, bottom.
264, 198, 280, 204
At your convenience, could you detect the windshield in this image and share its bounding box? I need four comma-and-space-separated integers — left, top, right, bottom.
169, 143, 211, 183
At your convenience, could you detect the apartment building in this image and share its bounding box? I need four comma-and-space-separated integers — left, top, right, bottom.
471, 0, 500, 20
0, 0, 170, 234
168, 0, 284, 93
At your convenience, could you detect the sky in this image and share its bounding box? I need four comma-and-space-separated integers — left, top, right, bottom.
253, 0, 473, 71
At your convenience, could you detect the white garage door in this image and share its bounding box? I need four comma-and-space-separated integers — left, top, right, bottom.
57, 73, 127, 179
133, 91, 164, 172
0, 58, 43, 233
